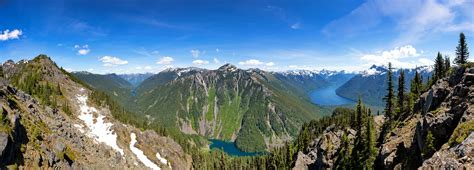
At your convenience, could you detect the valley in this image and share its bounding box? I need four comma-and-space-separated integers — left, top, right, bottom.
1, 0, 472, 169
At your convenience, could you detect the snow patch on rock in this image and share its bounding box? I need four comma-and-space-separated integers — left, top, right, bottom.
156, 152, 170, 168
75, 94, 124, 155
130, 133, 161, 170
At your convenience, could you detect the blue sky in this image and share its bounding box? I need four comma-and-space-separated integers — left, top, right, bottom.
0, 0, 473, 74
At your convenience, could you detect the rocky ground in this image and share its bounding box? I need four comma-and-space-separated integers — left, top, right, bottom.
0, 57, 191, 169
293, 66, 474, 169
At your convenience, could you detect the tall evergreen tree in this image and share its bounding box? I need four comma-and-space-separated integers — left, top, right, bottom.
335, 132, 352, 170
397, 69, 405, 119
444, 56, 451, 75
454, 32, 469, 65
434, 52, 445, 80
365, 110, 376, 169
352, 98, 366, 169
384, 62, 394, 121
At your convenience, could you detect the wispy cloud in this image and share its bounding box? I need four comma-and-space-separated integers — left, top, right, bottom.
100, 56, 128, 67
265, 62, 275, 66
0, 29, 22, 41
291, 22, 301, 29
213, 58, 220, 64
190, 49, 201, 58
68, 20, 107, 37
322, 0, 474, 44
192, 60, 209, 65
156, 56, 174, 64
74, 44, 90, 55
265, 5, 301, 29
238, 59, 274, 67
134, 47, 159, 57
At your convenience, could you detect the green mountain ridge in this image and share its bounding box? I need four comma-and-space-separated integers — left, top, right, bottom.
74, 64, 330, 152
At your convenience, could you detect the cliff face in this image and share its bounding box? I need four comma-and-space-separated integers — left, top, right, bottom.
0, 56, 191, 169
294, 66, 474, 169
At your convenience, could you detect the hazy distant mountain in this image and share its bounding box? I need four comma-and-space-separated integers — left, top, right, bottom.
271, 70, 356, 99
118, 73, 154, 87
337, 65, 433, 106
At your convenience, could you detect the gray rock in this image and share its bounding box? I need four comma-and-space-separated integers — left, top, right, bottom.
0, 132, 8, 158
54, 141, 66, 153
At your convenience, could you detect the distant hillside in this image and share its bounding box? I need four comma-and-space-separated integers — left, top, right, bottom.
72, 72, 134, 108
337, 65, 432, 106
272, 70, 356, 96
118, 73, 153, 87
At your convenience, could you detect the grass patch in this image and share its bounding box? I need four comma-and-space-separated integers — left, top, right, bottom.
449, 119, 474, 146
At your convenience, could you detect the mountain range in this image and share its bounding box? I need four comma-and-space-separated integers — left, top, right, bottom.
0, 55, 471, 169
72, 63, 435, 152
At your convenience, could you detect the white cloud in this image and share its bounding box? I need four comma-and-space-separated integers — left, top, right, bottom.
192, 60, 209, 65
216, 48, 220, 53
266, 62, 275, 66
238, 59, 275, 67
323, 0, 474, 44
238, 59, 264, 66
291, 22, 301, 29
213, 58, 220, 64
156, 56, 174, 64
361, 45, 431, 68
191, 49, 201, 58
99, 56, 128, 67
75, 44, 90, 55
144, 66, 152, 70
0, 29, 22, 41
78, 49, 90, 55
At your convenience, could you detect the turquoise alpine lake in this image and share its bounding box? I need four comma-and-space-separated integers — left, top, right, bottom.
209, 139, 262, 156
309, 85, 355, 106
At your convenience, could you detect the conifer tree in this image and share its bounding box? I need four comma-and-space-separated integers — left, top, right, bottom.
444, 56, 451, 75
434, 52, 445, 80
454, 32, 469, 65
352, 98, 369, 169
397, 69, 405, 119
384, 62, 394, 120
365, 109, 376, 169
335, 132, 351, 169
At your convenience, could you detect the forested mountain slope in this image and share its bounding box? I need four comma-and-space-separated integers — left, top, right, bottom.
72, 72, 134, 108
134, 64, 329, 152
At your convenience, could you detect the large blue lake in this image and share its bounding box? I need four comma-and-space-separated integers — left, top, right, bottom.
209, 139, 262, 156
309, 85, 355, 106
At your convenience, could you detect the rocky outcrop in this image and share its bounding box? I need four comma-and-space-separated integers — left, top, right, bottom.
0, 56, 191, 169
377, 66, 474, 169
293, 126, 356, 169
420, 131, 474, 169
